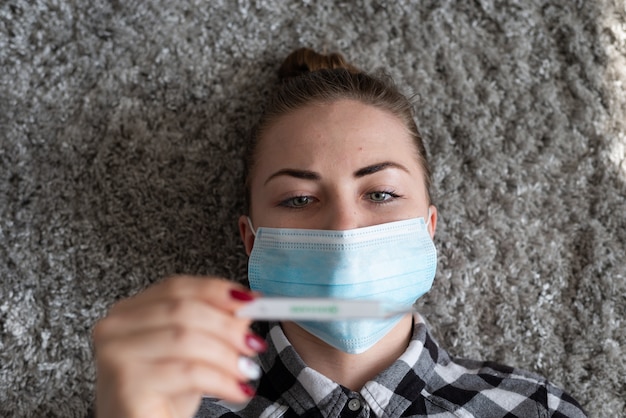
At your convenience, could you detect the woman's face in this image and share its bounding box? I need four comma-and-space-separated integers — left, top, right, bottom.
239, 99, 436, 254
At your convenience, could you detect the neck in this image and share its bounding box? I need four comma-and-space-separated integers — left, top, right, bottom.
280, 314, 414, 391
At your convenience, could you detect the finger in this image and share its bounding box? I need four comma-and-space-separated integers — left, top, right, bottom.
94, 301, 265, 358
97, 297, 251, 340
116, 360, 257, 405
97, 325, 261, 383
111, 276, 254, 315
170, 393, 204, 418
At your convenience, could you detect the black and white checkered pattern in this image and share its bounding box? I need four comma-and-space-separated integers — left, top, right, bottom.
197, 315, 586, 417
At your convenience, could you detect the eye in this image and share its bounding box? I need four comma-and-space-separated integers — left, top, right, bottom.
279, 195, 314, 208
367, 190, 399, 203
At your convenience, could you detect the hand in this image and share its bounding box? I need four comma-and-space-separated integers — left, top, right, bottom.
93, 276, 266, 418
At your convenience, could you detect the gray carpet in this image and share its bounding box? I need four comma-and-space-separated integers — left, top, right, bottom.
1, 1, 625, 417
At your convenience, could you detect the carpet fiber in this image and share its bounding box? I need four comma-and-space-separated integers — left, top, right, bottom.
1, 1, 625, 417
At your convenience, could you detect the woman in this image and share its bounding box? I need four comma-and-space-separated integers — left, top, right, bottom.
93, 48, 586, 417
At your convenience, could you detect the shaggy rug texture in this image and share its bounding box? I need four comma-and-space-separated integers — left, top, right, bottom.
1, 1, 625, 417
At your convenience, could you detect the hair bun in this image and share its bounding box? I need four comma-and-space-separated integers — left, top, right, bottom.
278, 48, 360, 80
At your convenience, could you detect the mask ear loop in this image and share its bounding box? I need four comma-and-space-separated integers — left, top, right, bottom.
425, 207, 432, 227
247, 217, 257, 237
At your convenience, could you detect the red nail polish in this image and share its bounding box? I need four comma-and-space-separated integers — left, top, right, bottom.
239, 382, 256, 397
245, 333, 268, 353
230, 288, 255, 301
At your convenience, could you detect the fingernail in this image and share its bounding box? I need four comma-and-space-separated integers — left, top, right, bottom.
230, 288, 255, 302
245, 333, 268, 353
238, 356, 262, 380
239, 382, 256, 397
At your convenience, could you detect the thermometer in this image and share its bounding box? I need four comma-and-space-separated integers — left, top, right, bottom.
236, 297, 410, 321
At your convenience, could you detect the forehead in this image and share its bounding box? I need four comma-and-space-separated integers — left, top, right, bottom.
254, 99, 421, 172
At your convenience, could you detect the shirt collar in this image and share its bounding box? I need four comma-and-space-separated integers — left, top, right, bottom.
256, 314, 443, 416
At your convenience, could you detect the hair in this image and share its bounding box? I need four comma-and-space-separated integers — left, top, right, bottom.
244, 47, 431, 212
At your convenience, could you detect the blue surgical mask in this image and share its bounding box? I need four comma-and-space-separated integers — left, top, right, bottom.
247, 216, 437, 354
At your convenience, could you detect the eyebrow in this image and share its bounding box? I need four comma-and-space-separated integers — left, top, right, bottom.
264, 169, 321, 185
264, 161, 410, 185
353, 161, 410, 177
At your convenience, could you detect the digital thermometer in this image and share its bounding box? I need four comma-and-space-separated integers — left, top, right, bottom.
236, 298, 409, 321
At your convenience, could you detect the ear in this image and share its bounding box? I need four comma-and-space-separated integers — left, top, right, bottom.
427, 205, 437, 239
238, 215, 256, 256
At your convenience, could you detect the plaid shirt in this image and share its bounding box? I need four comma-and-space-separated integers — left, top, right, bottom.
197, 315, 586, 417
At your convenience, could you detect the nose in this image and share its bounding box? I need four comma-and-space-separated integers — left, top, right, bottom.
323, 195, 360, 231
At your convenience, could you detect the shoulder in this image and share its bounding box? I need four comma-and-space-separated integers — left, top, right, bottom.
195, 398, 240, 418
195, 393, 289, 418
426, 356, 587, 417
